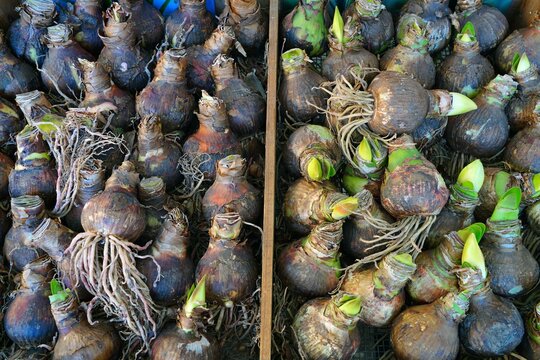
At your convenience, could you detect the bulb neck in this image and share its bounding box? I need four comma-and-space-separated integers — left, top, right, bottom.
215, 156, 246, 182
303, 222, 343, 263
512, 65, 540, 96
20, 0, 56, 27
426, 89, 452, 117
204, 27, 236, 53
209, 213, 243, 241
16, 91, 53, 122
77, 162, 105, 203
153, 211, 189, 255
14, 128, 51, 168
31, 218, 73, 262
372, 254, 416, 300
81, 62, 112, 93
447, 184, 480, 216
21, 257, 53, 292
453, 38, 480, 55
212, 58, 239, 86
457, 0, 482, 13
354, 0, 383, 19
138, 117, 166, 154
11, 196, 46, 227
197, 97, 230, 131
433, 232, 466, 271
478, 75, 518, 108
435, 292, 469, 323
326, 294, 361, 328
51, 294, 81, 336
139, 177, 166, 208
154, 50, 188, 83
104, 161, 140, 195
229, 0, 258, 17
484, 218, 522, 248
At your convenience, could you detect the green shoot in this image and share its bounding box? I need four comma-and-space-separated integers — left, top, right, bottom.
357, 137, 373, 162
332, 7, 345, 44
460, 33, 473, 43
462, 233, 487, 279
394, 253, 414, 267
533, 174, 540, 197
387, 148, 420, 172
494, 171, 511, 199
447, 92, 478, 116
307, 157, 323, 181
513, 53, 531, 73
48, 279, 71, 304
461, 21, 476, 37
343, 171, 369, 195
457, 159, 484, 193
322, 158, 336, 178
184, 276, 206, 319
336, 294, 362, 317
331, 197, 359, 220
490, 187, 522, 222
457, 223, 486, 243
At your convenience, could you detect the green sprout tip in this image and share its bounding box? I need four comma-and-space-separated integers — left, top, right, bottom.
307, 157, 323, 182
461, 21, 476, 37
394, 253, 414, 267
462, 233, 487, 279
490, 187, 522, 222
457, 223, 486, 243
512, 53, 531, 73
331, 197, 359, 220
357, 137, 373, 162
336, 294, 362, 317
332, 7, 345, 44
48, 279, 71, 304
494, 171, 511, 199
457, 159, 484, 193
387, 148, 420, 172
447, 92, 478, 116
533, 174, 540, 196
184, 276, 206, 319
343, 172, 369, 195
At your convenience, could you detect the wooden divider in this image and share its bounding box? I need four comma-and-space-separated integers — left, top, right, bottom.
260, 0, 279, 357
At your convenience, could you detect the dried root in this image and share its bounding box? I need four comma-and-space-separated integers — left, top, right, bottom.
67, 233, 161, 356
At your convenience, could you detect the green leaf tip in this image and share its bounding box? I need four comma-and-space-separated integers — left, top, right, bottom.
357, 137, 373, 162
343, 171, 369, 195
307, 157, 323, 182
447, 92, 478, 116
462, 233, 487, 279
332, 7, 345, 44
331, 197, 359, 220
184, 276, 206, 318
512, 53, 531, 73
387, 148, 420, 172
457, 223, 486, 243
457, 159, 484, 193
394, 253, 414, 267
336, 294, 362, 317
490, 187, 522, 222
48, 280, 72, 304
461, 21, 476, 37
533, 174, 540, 195
494, 171, 511, 199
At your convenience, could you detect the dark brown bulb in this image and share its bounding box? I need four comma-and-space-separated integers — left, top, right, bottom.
165, 0, 215, 47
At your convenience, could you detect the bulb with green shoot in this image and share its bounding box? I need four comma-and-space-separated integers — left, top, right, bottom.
457, 232, 525, 357
391, 291, 470, 359
481, 187, 540, 297
408, 222, 486, 304
293, 292, 362, 359
281, 0, 328, 57
284, 178, 364, 235
322, 8, 379, 82
505, 65, 540, 172
341, 252, 417, 327
49, 279, 122, 360
353, 136, 387, 178
436, 22, 494, 98
343, 0, 395, 55
380, 14, 436, 89
151, 276, 221, 360
426, 159, 484, 249
283, 125, 341, 183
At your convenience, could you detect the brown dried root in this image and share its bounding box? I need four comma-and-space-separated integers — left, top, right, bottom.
28, 110, 127, 218
67, 233, 161, 356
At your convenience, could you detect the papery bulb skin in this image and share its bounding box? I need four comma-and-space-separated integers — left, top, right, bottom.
342, 201, 394, 261
195, 213, 258, 305
136, 116, 183, 191
482, 219, 540, 298
51, 292, 122, 360
98, 4, 153, 92
186, 25, 237, 92
41, 24, 96, 99
228, 0, 268, 52
278, 221, 343, 298
341, 253, 416, 327
136, 49, 195, 134
398, 0, 452, 54
79, 59, 136, 132
495, 19, 540, 74
0, 31, 40, 99
137, 210, 195, 306
62, 160, 105, 233
455, 0, 509, 53
7, 0, 56, 67
282, 124, 341, 181
458, 269, 525, 357
446, 75, 517, 158
118, 0, 164, 49
505, 62, 540, 133
137, 177, 168, 244
73, 0, 103, 55
4, 257, 57, 347
9, 127, 58, 209
80, 161, 146, 242
407, 232, 465, 304
381, 135, 449, 219
505, 127, 540, 173
211, 55, 266, 136
391, 292, 469, 360
279, 48, 329, 122
183, 93, 242, 180
202, 155, 262, 224
165, 0, 215, 48
436, 31, 494, 98
366, 72, 431, 136
0, 97, 24, 149
151, 322, 220, 360
293, 293, 361, 360
3, 196, 46, 272
343, 0, 395, 54
380, 14, 435, 89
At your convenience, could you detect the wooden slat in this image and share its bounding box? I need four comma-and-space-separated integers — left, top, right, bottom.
260, 0, 279, 357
